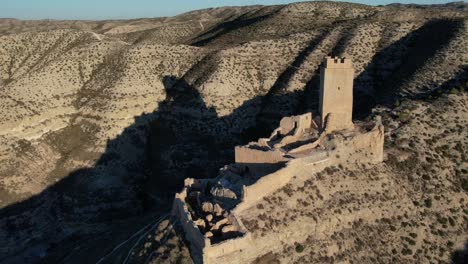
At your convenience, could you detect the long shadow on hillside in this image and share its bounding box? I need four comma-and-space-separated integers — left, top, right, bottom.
0, 75, 303, 264
191, 7, 282, 46
251, 30, 332, 134
451, 242, 468, 264
146, 76, 225, 192
353, 18, 463, 119
411, 64, 468, 100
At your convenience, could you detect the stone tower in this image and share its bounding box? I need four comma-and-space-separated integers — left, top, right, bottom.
319, 56, 354, 130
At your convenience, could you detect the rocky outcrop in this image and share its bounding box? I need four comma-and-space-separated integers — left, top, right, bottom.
210, 185, 237, 200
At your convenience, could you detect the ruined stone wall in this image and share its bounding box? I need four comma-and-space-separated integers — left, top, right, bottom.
234, 153, 332, 213
173, 192, 254, 264
172, 189, 207, 262
288, 136, 324, 154
172, 180, 254, 264
234, 147, 286, 164
204, 233, 252, 262
336, 123, 384, 164
294, 113, 313, 135
236, 167, 295, 213
234, 147, 289, 177
278, 112, 313, 136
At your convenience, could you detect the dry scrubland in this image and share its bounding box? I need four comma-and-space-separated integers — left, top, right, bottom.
0, 1, 467, 263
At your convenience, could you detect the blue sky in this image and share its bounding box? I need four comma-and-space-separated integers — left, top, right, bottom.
0, 0, 461, 20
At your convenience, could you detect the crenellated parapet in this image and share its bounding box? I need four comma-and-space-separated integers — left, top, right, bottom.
323, 56, 353, 68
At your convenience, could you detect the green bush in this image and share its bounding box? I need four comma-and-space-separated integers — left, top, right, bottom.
462, 178, 468, 192
295, 243, 304, 253
402, 248, 413, 255
424, 198, 432, 208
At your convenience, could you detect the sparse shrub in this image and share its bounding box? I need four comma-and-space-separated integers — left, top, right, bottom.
397, 111, 411, 122
405, 237, 416, 246
424, 198, 432, 208
437, 216, 448, 225
461, 178, 468, 192
448, 217, 456, 227
402, 248, 413, 255
295, 243, 304, 253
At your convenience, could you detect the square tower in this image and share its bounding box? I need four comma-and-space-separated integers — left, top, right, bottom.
319, 56, 354, 129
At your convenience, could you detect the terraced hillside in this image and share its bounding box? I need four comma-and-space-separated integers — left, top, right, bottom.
0, 1, 467, 263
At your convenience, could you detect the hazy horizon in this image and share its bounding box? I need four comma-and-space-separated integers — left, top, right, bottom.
0, 0, 463, 20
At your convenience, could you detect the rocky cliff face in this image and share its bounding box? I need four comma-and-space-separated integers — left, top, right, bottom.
0, 2, 466, 263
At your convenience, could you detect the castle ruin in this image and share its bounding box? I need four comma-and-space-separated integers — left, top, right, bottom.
172, 56, 384, 263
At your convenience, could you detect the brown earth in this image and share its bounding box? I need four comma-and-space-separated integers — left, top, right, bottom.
0, 1, 466, 263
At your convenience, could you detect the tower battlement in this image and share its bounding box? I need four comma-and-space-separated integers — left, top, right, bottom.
323, 56, 353, 69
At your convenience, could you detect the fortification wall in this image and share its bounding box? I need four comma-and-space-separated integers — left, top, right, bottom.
235, 124, 382, 214
204, 232, 252, 262
172, 182, 253, 264
235, 167, 295, 213
234, 152, 331, 213
172, 190, 207, 262
173, 192, 253, 264
234, 147, 286, 164
289, 135, 325, 154
336, 123, 384, 164
278, 112, 313, 136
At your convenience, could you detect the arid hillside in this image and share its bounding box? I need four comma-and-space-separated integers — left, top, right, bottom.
0, 1, 466, 263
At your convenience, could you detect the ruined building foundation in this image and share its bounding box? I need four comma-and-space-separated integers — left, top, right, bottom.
172, 56, 384, 263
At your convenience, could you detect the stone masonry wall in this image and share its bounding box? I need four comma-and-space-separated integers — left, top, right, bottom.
172, 190, 207, 263
203, 233, 252, 262
234, 151, 332, 214
172, 181, 254, 264
234, 147, 286, 164
336, 123, 384, 164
